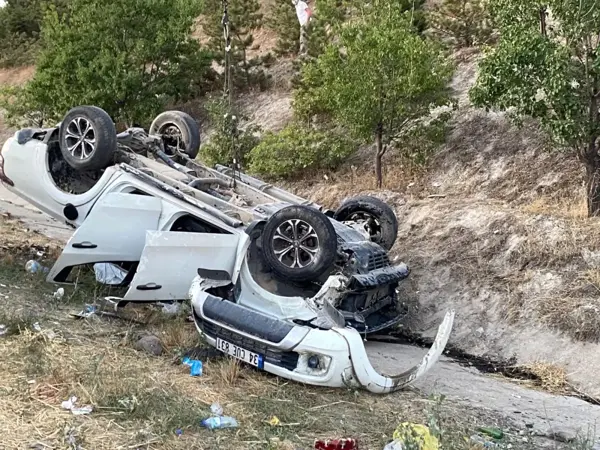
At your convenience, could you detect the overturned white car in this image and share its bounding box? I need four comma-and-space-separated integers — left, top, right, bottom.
0, 105, 454, 393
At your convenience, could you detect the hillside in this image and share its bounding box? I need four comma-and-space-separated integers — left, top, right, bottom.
239, 52, 600, 397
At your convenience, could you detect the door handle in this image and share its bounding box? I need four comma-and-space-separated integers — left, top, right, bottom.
136, 283, 162, 291
72, 241, 98, 249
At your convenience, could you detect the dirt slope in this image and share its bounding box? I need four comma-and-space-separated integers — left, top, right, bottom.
252, 53, 600, 398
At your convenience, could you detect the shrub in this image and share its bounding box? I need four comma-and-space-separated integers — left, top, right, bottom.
248, 124, 355, 178
199, 99, 261, 167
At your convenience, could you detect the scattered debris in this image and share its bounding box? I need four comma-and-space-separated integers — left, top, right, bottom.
53, 287, 65, 300
32, 322, 42, 332
175, 429, 183, 437
25, 260, 49, 274
469, 434, 499, 448
384, 423, 439, 450
0, 325, 6, 337
61, 396, 93, 415
268, 416, 280, 427
160, 302, 181, 315
182, 356, 203, 376
315, 438, 358, 450
210, 402, 223, 416
93, 262, 127, 285
71, 305, 97, 319
478, 427, 504, 440
134, 334, 163, 356
201, 416, 238, 430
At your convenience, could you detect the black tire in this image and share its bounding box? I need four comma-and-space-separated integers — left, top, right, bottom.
334, 196, 399, 250
262, 206, 337, 282
149, 111, 200, 159
59, 106, 117, 171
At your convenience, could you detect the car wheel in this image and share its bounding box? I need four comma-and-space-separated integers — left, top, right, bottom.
59, 106, 117, 172
334, 196, 399, 250
262, 206, 337, 282
149, 111, 200, 159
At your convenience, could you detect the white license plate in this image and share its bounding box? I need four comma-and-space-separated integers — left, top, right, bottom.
216, 338, 264, 369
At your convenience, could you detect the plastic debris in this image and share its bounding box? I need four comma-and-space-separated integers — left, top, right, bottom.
201, 416, 238, 430
61, 396, 93, 415
175, 429, 183, 436
268, 416, 281, 427
383, 441, 402, 450
73, 305, 97, 319
477, 427, 504, 440
53, 287, 65, 300
160, 302, 181, 315
0, 325, 6, 336
32, 322, 42, 332
315, 439, 358, 450
93, 263, 127, 285
384, 423, 439, 450
210, 402, 223, 416
25, 260, 49, 274
470, 435, 499, 448
182, 357, 203, 376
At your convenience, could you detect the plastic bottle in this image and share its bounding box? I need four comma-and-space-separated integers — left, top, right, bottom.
25, 260, 49, 274
469, 435, 499, 448
201, 416, 238, 430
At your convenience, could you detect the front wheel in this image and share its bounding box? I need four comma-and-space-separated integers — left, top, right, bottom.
334, 196, 399, 250
262, 206, 337, 282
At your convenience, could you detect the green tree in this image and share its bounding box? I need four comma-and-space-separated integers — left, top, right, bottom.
470, 0, 600, 216
267, 0, 300, 56
429, 0, 493, 48
202, 0, 266, 89
294, 0, 453, 187
0, 0, 68, 67
0, 0, 213, 126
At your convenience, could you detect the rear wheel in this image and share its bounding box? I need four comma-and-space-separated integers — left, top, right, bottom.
262, 206, 337, 282
59, 106, 117, 172
334, 196, 398, 250
149, 111, 200, 159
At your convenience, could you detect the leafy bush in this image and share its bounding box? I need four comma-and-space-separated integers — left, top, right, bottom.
248, 125, 356, 178
200, 99, 261, 167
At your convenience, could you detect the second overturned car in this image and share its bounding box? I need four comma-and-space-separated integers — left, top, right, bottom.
0, 105, 454, 393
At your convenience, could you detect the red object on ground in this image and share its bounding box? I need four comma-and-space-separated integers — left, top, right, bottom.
314, 439, 358, 450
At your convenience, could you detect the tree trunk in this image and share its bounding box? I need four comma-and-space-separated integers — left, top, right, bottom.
586, 159, 600, 216
299, 25, 307, 56
375, 124, 384, 188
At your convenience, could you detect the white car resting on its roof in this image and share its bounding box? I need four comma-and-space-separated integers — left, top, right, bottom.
0, 105, 454, 393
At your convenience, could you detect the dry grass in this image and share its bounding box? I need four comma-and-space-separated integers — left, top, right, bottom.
522, 362, 569, 393
0, 249, 504, 450
521, 196, 588, 220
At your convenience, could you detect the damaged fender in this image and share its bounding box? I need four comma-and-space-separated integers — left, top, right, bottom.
336, 310, 455, 394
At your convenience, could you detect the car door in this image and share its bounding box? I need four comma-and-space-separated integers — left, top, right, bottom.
121, 230, 242, 302
47, 192, 163, 282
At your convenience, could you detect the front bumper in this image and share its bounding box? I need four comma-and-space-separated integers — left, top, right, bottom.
191, 283, 455, 394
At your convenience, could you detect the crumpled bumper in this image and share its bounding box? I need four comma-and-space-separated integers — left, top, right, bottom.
190, 279, 455, 394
